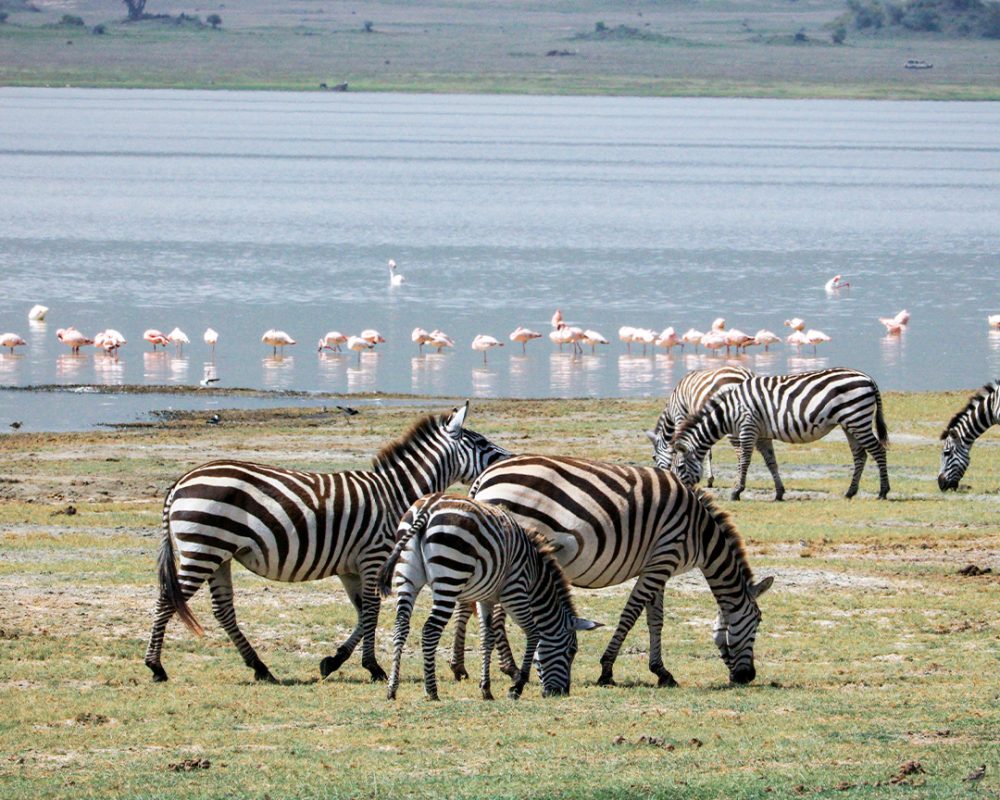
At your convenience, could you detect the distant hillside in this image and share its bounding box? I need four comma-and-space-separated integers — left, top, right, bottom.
841, 0, 1000, 37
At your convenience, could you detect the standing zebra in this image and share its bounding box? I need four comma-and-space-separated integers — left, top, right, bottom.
144, 402, 510, 683
938, 380, 1000, 490
671, 368, 890, 501
377, 493, 600, 701
451, 455, 773, 687
646, 365, 754, 484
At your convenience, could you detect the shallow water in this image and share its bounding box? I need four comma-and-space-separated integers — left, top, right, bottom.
1, 88, 999, 429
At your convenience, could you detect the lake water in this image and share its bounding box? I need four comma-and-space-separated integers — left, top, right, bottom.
1, 88, 999, 431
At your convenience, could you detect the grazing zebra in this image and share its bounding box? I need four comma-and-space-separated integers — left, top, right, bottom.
646, 366, 754, 484
144, 402, 510, 683
377, 492, 600, 701
672, 368, 890, 501
450, 455, 773, 687
938, 380, 1000, 490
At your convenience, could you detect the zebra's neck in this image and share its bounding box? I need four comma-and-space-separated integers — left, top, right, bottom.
696, 500, 755, 614
372, 447, 454, 522
686, 398, 736, 459
947, 383, 1000, 445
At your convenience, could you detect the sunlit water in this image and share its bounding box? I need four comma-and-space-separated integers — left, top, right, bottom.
1, 88, 999, 430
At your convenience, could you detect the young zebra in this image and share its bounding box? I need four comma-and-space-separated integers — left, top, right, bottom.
377, 492, 600, 701
144, 402, 510, 684
451, 455, 773, 687
672, 368, 890, 501
645, 366, 754, 484
938, 380, 1000, 490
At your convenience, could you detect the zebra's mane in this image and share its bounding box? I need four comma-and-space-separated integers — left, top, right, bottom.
695, 488, 754, 585
372, 413, 444, 470
524, 526, 577, 616
672, 394, 722, 444
941, 381, 1000, 440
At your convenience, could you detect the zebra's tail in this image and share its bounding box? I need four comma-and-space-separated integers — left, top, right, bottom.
874, 388, 889, 449
157, 485, 204, 636
377, 492, 442, 598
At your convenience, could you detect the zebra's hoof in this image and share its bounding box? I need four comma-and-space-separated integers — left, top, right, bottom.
425, 693, 440, 702
597, 673, 616, 687
449, 663, 469, 681
254, 664, 277, 683
366, 664, 388, 683
386, 687, 398, 701
878, 491, 889, 500
506, 686, 523, 700
319, 647, 352, 678
656, 671, 678, 688
481, 686, 494, 701
148, 663, 168, 682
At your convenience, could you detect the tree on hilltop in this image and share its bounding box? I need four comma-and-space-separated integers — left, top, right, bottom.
122, 0, 147, 21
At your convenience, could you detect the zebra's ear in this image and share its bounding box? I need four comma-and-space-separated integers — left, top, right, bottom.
446, 400, 470, 436
674, 440, 688, 454
572, 617, 603, 631
644, 430, 657, 444
750, 576, 774, 599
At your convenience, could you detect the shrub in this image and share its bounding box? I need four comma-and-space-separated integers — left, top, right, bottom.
60, 13, 85, 26
363, 19, 373, 32
832, 23, 848, 41
984, 1, 1000, 36
0, 11, 8, 24
847, 0, 885, 27
206, 13, 221, 28
92, 23, 106, 34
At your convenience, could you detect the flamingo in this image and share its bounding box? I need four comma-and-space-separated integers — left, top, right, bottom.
549, 326, 574, 352
28, 304, 48, 322
786, 330, 810, 353
318, 331, 348, 352
655, 327, 681, 353
825, 274, 850, 292
879, 318, 905, 335
94, 329, 126, 359
754, 329, 781, 352
618, 326, 637, 355
261, 329, 296, 355
471, 334, 504, 363
143, 329, 171, 350
892, 309, 910, 326
56, 327, 93, 355
551, 309, 564, 329
702, 331, 727, 355
582, 329, 608, 354
203, 328, 219, 355
632, 328, 657, 355
804, 329, 831, 354
680, 328, 703, 352
411, 327, 433, 353
360, 328, 386, 346
784, 318, 806, 332
346, 334, 375, 364
168, 327, 190, 354
725, 328, 754, 355
0, 333, 27, 354
509, 326, 542, 354
388, 259, 405, 287
427, 330, 454, 352
989, 314, 1000, 329
711, 317, 726, 332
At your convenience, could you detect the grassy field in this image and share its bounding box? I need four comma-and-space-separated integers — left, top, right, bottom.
2, 0, 1000, 98
0, 392, 998, 798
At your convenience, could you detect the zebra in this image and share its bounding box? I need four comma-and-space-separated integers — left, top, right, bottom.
143, 402, 510, 684
377, 492, 601, 701
672, 368, 890, 501
450, 455, 773, 687
645, 366, 754, 484
938, 380, 1000, 490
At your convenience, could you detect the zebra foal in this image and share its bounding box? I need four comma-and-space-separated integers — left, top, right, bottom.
453, 455, 773, 687
144, 402, 509, 683
938, 380, 1000, 490
377, 493, 600, 700
672, 368, 890, 500
646, 366, 753, 486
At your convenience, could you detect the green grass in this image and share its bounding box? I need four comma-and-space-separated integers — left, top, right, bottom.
1, 394, 998, 798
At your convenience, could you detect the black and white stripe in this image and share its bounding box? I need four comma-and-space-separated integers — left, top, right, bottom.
453, 455, 772, 686
143, 403, 510, 683
672, 368, 890, 500
646, 366, 753, 484
377, 492, 600, 700
938, 380, 1000, 490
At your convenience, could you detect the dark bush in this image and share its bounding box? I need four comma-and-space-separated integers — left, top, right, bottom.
832, 23, 848, 41
982, 0, 1000, 34
207, 13, 221, 28
60, 13, 85, 26
92, 23, 106, 34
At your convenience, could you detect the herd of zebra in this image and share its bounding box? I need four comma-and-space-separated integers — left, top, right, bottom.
144, 367, 1000, 699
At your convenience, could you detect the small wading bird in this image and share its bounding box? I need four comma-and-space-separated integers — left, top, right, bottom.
825, 274, 850, 292
471, 334, 504, 363
509, 326, 542, 354
9, 421, 22, 430
56, 327, 93, 355
28, 304, 49, 322
143, 329, 171, 350
206, 413, 221, 425
655, 327, 681, 353
0, 333, 27, 354
388, 259, 405, 287
261, 329, 296, 356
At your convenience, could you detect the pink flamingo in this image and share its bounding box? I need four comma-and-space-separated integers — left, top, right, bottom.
805, 329, 831, 353
427, 330, 454, 352
509, 326, 542, 353
94, 329, 127, 359
261, 329, 296, 356
318, 331, 348, 352
702, 331, 727, 355
471, 334, 504, 363
784, 318, 805, 332
754, 329, 781, 351
143, 329, 171, 350
711, 317, 726, 332
879, 310, 909, 334
0, 333, 27, 354
725, 328, 754, 355
681, 328, 704, 352
582, 329, 608, 354
57, 327, 93, 355
786, 330, 810, 353
655, 327, 681, 353
168, 327, 190, 355
360, 329, 385, 346
346, 334, 374, 364
988, 314, 1000, 329
618, 326, 637, 354
28, 305, 48, 322
203, 328, 219, 356
551, 309, 564, 329
388, 259, 405, 287
411, 327, 433, 353
632, 328, 656, 356
825, 274, 850, 292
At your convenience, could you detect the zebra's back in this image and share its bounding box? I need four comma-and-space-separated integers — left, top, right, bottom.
654, 366, 753, 440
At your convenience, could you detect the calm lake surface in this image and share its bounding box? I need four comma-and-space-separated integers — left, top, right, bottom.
1, 88, 999, 430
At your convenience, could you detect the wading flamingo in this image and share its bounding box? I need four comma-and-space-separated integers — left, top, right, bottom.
360, 329, 386, 347
318, 331, 348, 352
655, 327, 681, 353
94, 329, 127, 359
725, 328, 754, 355
711, 317, 726, 332
786, 329, 810, 353
471, 334, 504, 363
261, 329, 296, 356
143, 329, 171, 350
0, 333, 27, 354
618, 326, 637, 355
681, 328, 704, 352
509, 326, 542, 353
203, 328, 219, 355
784, 318, 805, 332
346, 334, 374, 364
805, 329, 831, 353
989, 314, 1000, 329
28, 305, 48, 322
168, 327, 190, 355
754, 329, 781, 352
56, 327, 93, 355
388, 259, 404, 286
825, 274, 850, 292
411, 328, 432, 353
427, 330, 454, 352
582, 329, 608, 354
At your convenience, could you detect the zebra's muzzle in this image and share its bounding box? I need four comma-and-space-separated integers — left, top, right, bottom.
937, 474, 959, 491
729, 665, 756, 685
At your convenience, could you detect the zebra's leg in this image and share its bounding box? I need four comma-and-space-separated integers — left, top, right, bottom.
448, 602, 472, 681
208, 561, 275, 683
386, 576, 418, 701
144, 563, 207, 682
491, 605, 519, 678
843, 430, 867, 499
645, 589, 677, 687
848, 426, 891, 499
421, 596, 457, 701
755, 439, 785, 501
598, 573, 663, 686
477, 602, 496, 701
359, 571, 387, 682
499, 593, 539, 699
320, 574, 364, 678
704, 446, 714, 488
731, 431, 756, 501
